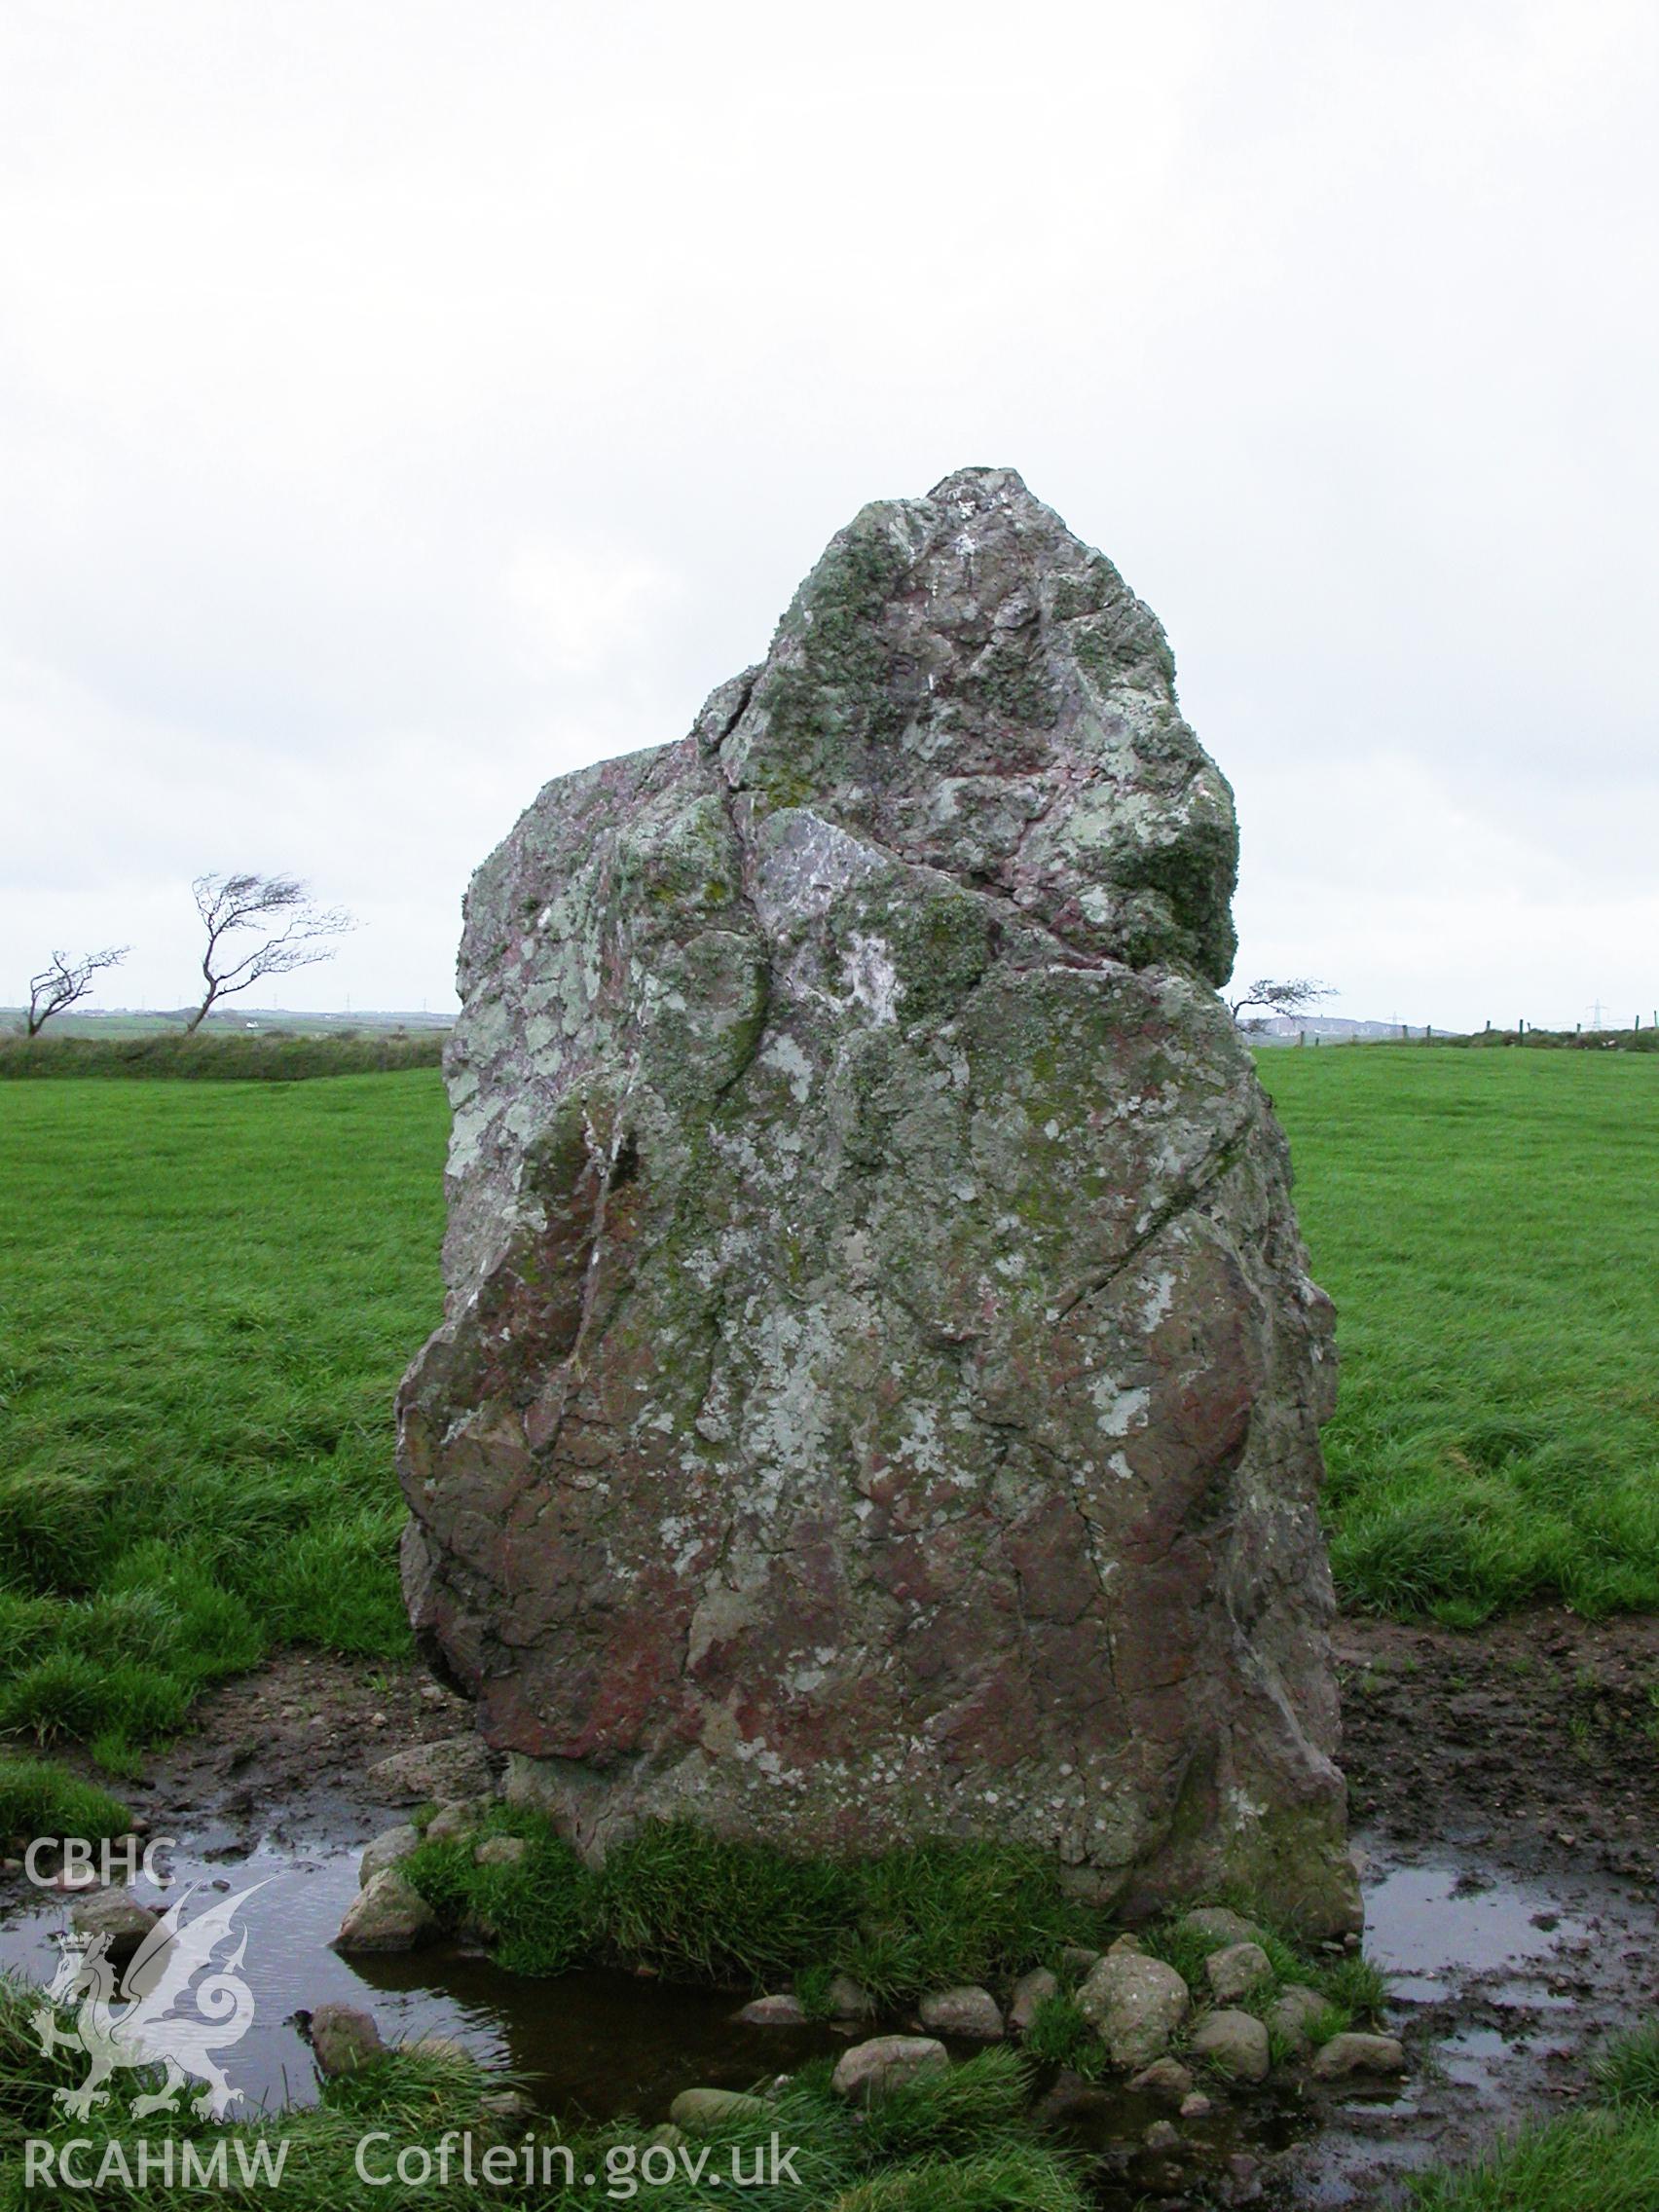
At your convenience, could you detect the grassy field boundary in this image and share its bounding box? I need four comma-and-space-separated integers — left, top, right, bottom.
0, 1033, 444, 1081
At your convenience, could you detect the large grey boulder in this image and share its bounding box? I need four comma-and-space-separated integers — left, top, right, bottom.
1076, 1951, 1190, 2068
333, 1870, 436, 1954
308, 2004, 385, 2077
359, 1825, 420, 1887
1206, 1940, 1273, 2003
1191, 2008, 1271, 2082
367, 1737, 492, 1805
1310, 2032, 1407, 2079
918, 1985, 1005, 2040
397, 466, 1355, 1932
69, 1889, 158, 1967
830, 2036, 948, 2102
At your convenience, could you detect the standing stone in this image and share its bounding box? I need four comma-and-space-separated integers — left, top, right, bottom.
398, 467, 1355, 1933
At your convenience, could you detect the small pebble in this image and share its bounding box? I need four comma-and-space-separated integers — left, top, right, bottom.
1180, 2090, 1212, 2119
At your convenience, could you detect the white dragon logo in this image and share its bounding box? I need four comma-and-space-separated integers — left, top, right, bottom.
30, 1882, 267, 2121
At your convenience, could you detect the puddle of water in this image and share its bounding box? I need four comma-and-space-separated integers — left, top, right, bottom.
1, 1824, 1627, 2212
1388, 1972, 1454, 2007
0, 1841, 843, 2122
1437, 2026, 1511, 2085
1363, 1860, 1584, 1980
1490, 1979, 1576, 2011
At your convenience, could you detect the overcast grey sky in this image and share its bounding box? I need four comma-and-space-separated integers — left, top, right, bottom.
3, 0, 1654, 1030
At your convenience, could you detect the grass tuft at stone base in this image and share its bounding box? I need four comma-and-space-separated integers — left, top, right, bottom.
403, 1813, 1104, 2004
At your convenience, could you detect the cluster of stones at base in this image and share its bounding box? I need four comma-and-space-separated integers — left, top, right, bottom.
718, 1906, 1405, 2108
341, 1761, 1406, 2186
333, 1735, 496, 1953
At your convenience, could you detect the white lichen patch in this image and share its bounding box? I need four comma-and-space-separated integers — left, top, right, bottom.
1089, 1378, 1150, 1438
1138, 1270, 1177, 1330
760, 1031, 814, 1101
840, 934, 902, 1024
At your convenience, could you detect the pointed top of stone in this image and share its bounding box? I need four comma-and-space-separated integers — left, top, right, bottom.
711, 465, 1238, 983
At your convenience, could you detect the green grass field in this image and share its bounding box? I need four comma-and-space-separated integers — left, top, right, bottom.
0, 1052, 1655, 2211
1264, 1046, 1659, 1623
0, 1073, 445, 1768
0, 1046, 1654, 1770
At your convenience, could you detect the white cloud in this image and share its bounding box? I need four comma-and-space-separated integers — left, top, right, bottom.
503, 547, 679, 677
0, 0, 1653, 1024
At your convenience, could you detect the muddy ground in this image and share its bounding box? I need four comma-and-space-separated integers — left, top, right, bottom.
15, 1606, 1659, 2209
1282, 1605, 1659, 2206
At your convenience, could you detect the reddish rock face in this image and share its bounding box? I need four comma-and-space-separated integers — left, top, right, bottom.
397, 468, 1358, 1934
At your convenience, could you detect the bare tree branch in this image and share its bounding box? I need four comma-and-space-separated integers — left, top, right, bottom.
185, 872, 354, 1032
1227, 976, 1335, 1027
24, 946, 129, 1036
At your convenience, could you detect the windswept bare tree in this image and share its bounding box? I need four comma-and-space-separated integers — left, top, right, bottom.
24, 945, 129, 1035
186, 873, 353, 1033
1227, 977, 1334, 1030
